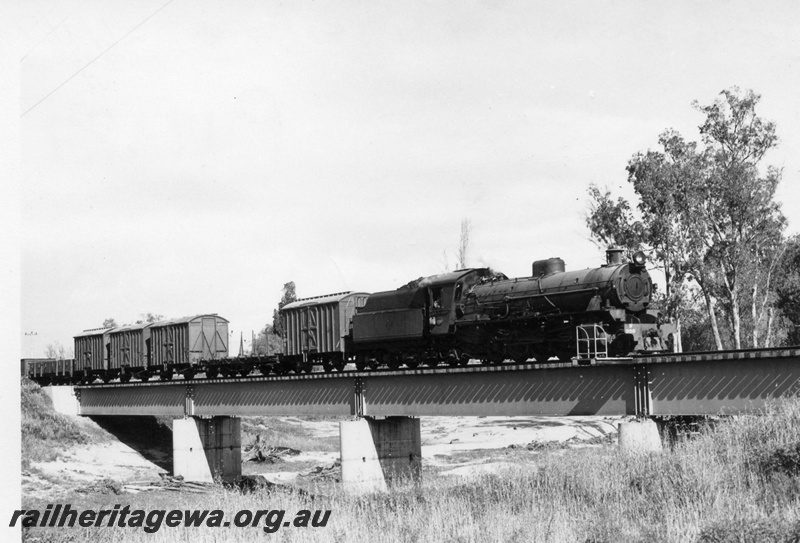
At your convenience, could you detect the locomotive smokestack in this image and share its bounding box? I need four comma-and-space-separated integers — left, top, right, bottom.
606, 247, 624, 266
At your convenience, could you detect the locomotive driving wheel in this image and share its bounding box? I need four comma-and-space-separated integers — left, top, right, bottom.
556, 350, 573, 362
532, 349, 549, 363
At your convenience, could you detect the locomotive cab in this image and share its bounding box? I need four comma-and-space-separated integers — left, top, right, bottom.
420, 268, 493, 336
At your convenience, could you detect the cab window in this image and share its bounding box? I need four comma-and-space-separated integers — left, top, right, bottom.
431, 288, 443, 309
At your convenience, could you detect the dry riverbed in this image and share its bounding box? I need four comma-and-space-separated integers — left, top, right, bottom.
23, 414, 624, 500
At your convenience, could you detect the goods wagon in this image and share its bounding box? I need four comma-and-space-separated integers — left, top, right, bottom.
149, 315, 229, 379
74, 328, 112, 382
282, 291, 369, 372
108, 323, 152, 382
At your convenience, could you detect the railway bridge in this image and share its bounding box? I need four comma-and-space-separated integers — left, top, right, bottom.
65, 348, 800, 492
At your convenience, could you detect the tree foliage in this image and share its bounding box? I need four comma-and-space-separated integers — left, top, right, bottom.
44, 342, 68, 360
271, 281, 297, 338
587, 87, 786, 350
135, 313, 164, 325
774, 235, 800, 346
254, 324, 283, 355
102, 318, 117, 328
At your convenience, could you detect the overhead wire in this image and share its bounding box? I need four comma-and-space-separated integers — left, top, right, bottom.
21, 0, 176, 118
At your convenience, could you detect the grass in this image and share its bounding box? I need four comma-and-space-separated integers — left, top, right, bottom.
20, 383, 800, 542
20, 378, 93, 469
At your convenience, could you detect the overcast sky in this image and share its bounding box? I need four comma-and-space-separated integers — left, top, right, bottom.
12, 0, 800, 357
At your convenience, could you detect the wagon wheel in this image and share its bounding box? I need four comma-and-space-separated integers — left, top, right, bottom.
386, 354, 401, 371
206, 368, 219, 379
355, 357, 367, 371
139, 373, 150, 382
258, 364, 272, 376
160, 371, 173, 381
404, 355, 420, 370
183, 369, 195, 381
322, 360, 334, 373
119, 374, 131, 384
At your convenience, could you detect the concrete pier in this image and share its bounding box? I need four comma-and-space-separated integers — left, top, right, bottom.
173, 417, 241, 483
340, 416, 421, 493
618, 418, 662, 453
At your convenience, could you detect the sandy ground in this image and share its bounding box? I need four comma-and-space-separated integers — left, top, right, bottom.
247, 415, 622, 483
23, 414, 624, 500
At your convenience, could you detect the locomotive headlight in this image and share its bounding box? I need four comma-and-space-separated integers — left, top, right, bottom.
632, 251, 647, 266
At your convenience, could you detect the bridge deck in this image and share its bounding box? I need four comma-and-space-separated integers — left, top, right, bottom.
75, 349, 800, 417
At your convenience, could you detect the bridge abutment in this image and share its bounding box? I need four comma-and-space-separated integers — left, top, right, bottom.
42, 385, 79, 416
340, 416, 421, 493
173, 416, 241, 483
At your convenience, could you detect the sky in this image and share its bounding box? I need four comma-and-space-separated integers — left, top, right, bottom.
10, 0, 800, 357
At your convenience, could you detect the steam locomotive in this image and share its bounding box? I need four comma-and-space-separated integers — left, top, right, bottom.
281, 247, 674, 372
24, 248, 675, 384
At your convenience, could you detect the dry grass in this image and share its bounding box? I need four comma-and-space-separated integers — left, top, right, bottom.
20, 392, 800, 542
20, 378, 92, 469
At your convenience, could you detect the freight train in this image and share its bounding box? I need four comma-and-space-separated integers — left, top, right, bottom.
23, 248, 675, 385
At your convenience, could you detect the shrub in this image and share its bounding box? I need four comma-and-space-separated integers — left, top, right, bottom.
21, 378, 89, 468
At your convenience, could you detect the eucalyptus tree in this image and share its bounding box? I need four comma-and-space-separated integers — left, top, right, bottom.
587, 87, 785, 350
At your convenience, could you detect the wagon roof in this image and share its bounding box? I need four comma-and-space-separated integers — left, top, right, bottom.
147, 314, 230, 328
282, 291, 370, 311
74, 327, 114, 338
108, 322, 151, 334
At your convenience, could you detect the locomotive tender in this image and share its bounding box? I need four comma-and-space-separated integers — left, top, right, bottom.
24, 248, 674, 385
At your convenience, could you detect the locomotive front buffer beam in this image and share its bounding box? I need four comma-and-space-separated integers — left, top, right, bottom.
73, 349, 800, 492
